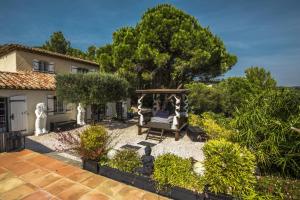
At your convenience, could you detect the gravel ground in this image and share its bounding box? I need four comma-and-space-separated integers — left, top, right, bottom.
25, 119, 205, 162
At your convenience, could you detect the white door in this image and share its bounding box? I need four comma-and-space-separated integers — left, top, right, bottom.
10, 96, 27, 133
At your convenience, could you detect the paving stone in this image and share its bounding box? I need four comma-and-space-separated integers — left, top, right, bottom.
21, 190, 54, 200
80, 174, 107, 189
79, 190, 111, 200
0, 177, 24, 193
55, 164, 81, 177
95, 179, 124, 197
44, 178, 75, 195
27, 155, 57, 166
31, 172, 62, 188
142, 192, 169, 200
20, 168, 50, 183
0, 183, 37, 200
4, 161, 37, 176
43, 160, 68, 171
67, 169, 93, 182
57, 183, 90, 200
115, 186, 146, 200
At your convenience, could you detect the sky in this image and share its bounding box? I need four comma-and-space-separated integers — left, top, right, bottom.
0, 0, 299, 86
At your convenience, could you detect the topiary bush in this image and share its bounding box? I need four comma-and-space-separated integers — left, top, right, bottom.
153, 153, 203, 192
203, 139, 257, 198
79, 125, 112, 163
108, 149, 142, 173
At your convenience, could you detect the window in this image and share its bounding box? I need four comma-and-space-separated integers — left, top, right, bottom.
33, 59, 54, 73
54, 97, 65, 113
47, 95, 65, 115
71, 66, 89, 74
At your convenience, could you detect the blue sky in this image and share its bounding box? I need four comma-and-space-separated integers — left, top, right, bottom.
0, 0, 299, 86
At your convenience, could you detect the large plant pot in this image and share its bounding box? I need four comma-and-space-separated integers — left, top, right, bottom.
82, 159, 99, 174
171, 186, 204, 200
132, 175, 156, 193
204, 192, 233, 200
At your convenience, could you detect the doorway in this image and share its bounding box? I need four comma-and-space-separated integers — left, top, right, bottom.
0, 98, 8, 132
9, 96, 28, 133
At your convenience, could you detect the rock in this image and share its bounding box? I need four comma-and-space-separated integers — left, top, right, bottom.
193, 161, 205, 176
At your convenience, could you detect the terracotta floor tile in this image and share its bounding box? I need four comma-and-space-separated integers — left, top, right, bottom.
57, 183, 90, 200
20, 168, 50, 183
44, 160, 68, 171
81, 175, 107, 189
21, 190, 54, 200
55, 165, 81, 177
95, 179, 124, 197
0, 177, 24, 193
115, 186, 146, 200
31, 172, 62, 188
10, 149, 34, 158
0, 183, 37, 200
0, 154, 22, 168
142, 192, 169, 200
67, 170, 93, 182
5, 161, 37, 176
79, 190, 111, 200
44, 178, 75, 195
27, 155, 57, 166
0, 167, 8, 175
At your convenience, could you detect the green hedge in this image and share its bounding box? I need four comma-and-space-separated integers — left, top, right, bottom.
203, 139, 257, 198
109, 149, 141, 173
153, 153, 203, 192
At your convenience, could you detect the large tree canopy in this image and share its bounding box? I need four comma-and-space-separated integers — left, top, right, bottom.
99, 4, 237, 88
56, 73, 129, 105
42, 31, 71, 54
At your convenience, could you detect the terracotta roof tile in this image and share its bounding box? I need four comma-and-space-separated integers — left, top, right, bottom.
0, 70, 55, 90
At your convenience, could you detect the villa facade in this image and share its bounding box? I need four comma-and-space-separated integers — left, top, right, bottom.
0, 44, 124, 134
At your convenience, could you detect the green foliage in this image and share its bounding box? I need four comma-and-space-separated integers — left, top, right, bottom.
186, 82, 222, 114
256, 176, 300, 200
218, 77, 254, 115
232, 89, 300, 177
153, 153, 203, 192
203, 139, 257, 198
245, 67, 277, 89
79, 125, 112, 162
97, 4, 236, 88
189, 112, 234, 140
42, 31, 70, 54
108, 149, 141, 173
56, 72, 129, 105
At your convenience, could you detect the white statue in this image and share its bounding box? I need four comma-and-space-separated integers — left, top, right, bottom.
77, 103, 86, 126
35, 103, 47, 136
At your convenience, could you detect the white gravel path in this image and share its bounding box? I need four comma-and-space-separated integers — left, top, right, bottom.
26, 120, 205, 162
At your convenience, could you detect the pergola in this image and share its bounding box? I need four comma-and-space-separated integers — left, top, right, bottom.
136, 88, 189, 141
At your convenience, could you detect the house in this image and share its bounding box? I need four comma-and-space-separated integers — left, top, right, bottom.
0, 44, 125, 134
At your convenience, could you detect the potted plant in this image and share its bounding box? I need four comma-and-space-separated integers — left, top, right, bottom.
56, 125, 113, 174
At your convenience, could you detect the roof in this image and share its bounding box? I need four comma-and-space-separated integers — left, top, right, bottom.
0, 44, 98, 66
0, 70, 56, 90
136, 88, 189, 94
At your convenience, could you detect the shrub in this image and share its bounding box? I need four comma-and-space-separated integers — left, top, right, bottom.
203, 139, 257, 198
109, 149, 141, 173
79, 125, 112, 162
233, 89, 300, 177
186, 82, 223, 114
256, 176, 300, 200
189, 112, 234, 140
153, 153, 203, 192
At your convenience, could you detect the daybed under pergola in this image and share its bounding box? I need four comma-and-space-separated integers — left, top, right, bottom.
136, 89, 189, 141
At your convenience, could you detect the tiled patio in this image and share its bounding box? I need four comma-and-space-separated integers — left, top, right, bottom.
0, 149, 168, 200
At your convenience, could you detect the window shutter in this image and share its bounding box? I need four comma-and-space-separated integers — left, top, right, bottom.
47, 95, 55, 115
48, 62, 55, 73
33, 59, 39, 71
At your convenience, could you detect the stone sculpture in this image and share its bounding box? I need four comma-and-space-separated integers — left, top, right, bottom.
77, 103, 86, 126
137, 145, 155, 176
35, 103, 47, 136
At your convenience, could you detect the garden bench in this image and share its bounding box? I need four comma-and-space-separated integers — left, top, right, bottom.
50, 120, 77, 132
